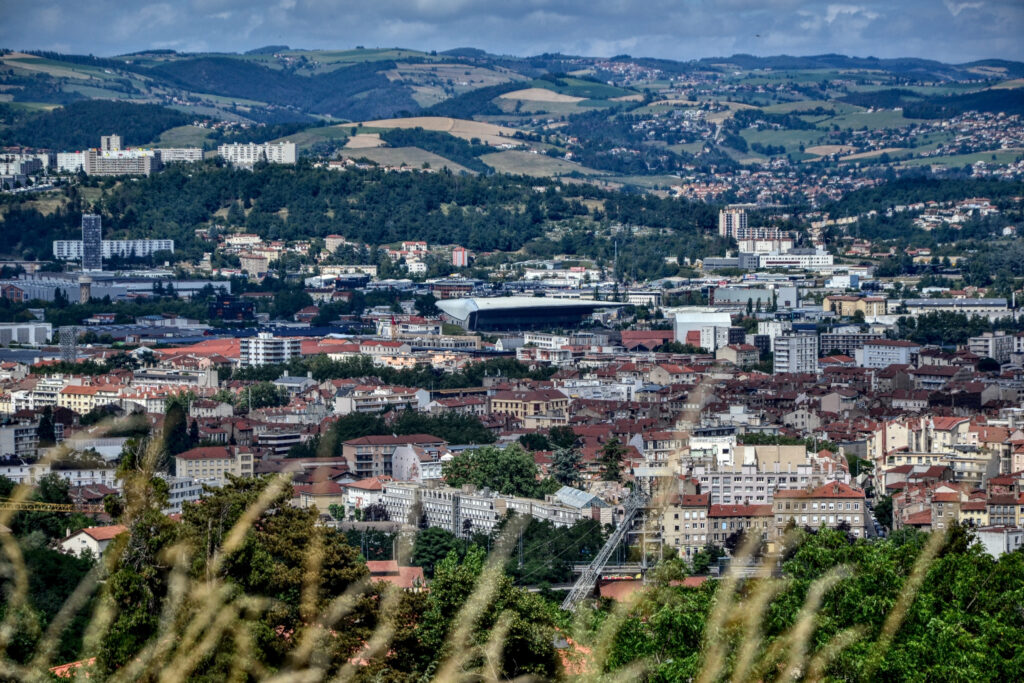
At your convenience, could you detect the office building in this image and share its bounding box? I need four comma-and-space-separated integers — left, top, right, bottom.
217, 142, 297, 166
774, 333, 819, 374
239, 333, 301, 366
81, 214, 103, 272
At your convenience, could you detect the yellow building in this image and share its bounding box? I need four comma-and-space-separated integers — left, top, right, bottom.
174, 446, 254, 485
488, 389, 569, 420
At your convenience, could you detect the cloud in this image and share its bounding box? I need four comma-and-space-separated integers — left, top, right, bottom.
0, 0, 1021, 62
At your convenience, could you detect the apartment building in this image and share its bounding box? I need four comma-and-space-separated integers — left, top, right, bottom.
968, 332, 1015, 363
341, 434, 446, 479
53, 239, 175, 261
662, 492, 711, 558
0, 422, 40, 458
773, 481, 868, 538
240, 333, 302, 366
773, 334, 819, 374
708, 503, 774, 546
173, 446, 255, 485
488, 389, 569, 420
819, 332, 883, 357
217, 141, 297, 165
855, 339, 921, 369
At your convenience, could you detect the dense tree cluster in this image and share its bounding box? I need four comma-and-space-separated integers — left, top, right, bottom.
0, 100, 193, 149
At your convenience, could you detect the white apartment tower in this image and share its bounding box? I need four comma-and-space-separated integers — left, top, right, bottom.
239, 333, 302, 367
718, 207, 748, 238
773, 333, 819, 374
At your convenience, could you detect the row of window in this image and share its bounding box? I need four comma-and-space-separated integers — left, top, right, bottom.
776, 501, 860, 511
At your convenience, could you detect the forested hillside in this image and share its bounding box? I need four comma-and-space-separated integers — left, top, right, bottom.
154, 57, 420, 120
0, 100, 193, 149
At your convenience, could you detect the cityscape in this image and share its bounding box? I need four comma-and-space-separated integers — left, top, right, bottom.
1, 2, 1023, 681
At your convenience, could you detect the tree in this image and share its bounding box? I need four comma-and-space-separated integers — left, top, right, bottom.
162, 400, 191, 458
874, 495, 893, 529
327, 503, 345, 521
238, 381, 288, 411
36, 405, 56, 447
548, 425, 578, 450
551, 446, 582, 487
690, 543, 725, 575
188, 419, 199, 446
599, 437, 628, 482
362, 502, 389, 522
518, 432, 550, 451
441, 444, 557, 499
411, 527, 462, 578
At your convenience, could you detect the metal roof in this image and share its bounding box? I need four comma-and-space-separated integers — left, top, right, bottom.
555, 485, 608, 509
437, 296, 621, 320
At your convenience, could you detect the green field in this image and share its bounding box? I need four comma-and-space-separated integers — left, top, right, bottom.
816, 109, 930, 130
740, 127, 827, 153
529, 77, 636, 100
899, 148, 1024, 168
153, 125, 214, 147
762, 100, 864, 115
479, 150, 603, 177
269, 125, 350, 150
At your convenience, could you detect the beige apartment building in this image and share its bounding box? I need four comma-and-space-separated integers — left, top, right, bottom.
773, 481, 868, 538
174, 446, 254, 485
488, 389, 569, 421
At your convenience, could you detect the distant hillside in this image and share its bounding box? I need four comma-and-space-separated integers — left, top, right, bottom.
154, 57, 419, 120
0, 100, 193, 150
699, 53, 1013, 80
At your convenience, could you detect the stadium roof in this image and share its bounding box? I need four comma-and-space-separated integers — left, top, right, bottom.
437, 296, 620, 318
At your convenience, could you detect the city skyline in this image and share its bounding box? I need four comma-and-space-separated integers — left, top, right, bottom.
1, 0, 1022, 63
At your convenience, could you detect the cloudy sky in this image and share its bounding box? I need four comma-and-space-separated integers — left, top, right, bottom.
2, 0, 1022, 63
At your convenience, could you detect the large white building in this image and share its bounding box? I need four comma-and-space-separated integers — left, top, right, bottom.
157, 147, 204, 163
672, 307, 733, 345
53, 239, 175, 261
854, 340, 921, 369
217, 142, 297, 166
759, 248, 834, 270
773, 333, 819, 374
0, 322, 52, 346
239, 333, 302, 366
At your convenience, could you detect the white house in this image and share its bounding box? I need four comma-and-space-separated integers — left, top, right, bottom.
60, 525, 127, 558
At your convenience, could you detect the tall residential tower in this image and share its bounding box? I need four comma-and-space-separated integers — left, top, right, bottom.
81, 214, 103, 272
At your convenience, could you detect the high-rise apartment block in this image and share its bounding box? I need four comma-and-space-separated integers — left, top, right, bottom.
773, 333, 819, 374
718, 207, 747, 238
217, 142, 297, 166
81, 214, 103, 272
239, 333, 301, 366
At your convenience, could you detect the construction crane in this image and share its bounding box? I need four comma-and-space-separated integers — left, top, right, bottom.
0, 499, 105, 514
561, 489, 649, 611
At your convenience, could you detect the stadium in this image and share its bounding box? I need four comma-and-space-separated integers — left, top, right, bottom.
436, 296, 622, 331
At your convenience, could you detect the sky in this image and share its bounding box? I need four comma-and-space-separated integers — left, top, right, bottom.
1, 0, 1022, 63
